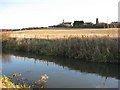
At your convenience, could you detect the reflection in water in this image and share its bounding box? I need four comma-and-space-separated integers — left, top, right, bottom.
2, 54, 12, 64
96, 77, 107, 88
2, 51, 119, 79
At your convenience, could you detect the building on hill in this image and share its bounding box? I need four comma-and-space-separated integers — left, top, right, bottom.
49, 20, 72, 28
85, 22, 93, 25
84, 22, 94, 28
73, 21, 84, 27
110, 22, 120, 28
94, 22, 108, 28
60, 22, 72, 27
49, 18, 119, 28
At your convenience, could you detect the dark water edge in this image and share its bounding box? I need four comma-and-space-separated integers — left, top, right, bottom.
2, 50, 119, 80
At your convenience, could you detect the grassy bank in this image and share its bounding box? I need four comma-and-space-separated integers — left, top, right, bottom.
0, 75, 30, 89
0, 74, 48, 89
2, 35, 119, 63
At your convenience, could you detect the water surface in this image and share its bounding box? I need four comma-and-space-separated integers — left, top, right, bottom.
2, 52, 119, 88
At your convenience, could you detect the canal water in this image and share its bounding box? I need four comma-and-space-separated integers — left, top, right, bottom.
2, 52, 119, 88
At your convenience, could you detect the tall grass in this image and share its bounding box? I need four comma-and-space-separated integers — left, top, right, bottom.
2, 35, 118, 63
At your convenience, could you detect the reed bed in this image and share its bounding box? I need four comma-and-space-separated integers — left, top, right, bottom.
2, 29, 119, 63
2, 35, 119, 63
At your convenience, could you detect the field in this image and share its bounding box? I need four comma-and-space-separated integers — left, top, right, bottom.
9, 28, 118, 39
2, 28, 119, 63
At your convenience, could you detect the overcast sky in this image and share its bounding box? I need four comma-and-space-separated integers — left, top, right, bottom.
0, 0, 119, 29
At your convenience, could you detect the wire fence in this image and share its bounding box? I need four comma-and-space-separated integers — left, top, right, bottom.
10, 33, 118, 40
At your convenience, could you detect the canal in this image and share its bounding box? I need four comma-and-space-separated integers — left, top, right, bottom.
2, 52, 119, 88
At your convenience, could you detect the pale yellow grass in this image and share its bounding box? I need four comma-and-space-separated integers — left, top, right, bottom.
10, 28, 119, 39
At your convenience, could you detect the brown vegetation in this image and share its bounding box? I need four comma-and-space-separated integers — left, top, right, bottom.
2, 28, 119, 63
9, 28, 118, 39
1, 31, 11, 42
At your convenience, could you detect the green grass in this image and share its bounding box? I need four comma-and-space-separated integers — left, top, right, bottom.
2, 36, 119, 63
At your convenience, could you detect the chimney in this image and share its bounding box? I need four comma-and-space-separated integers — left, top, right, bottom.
96, 18, 99, 24
63, 19, 64, 24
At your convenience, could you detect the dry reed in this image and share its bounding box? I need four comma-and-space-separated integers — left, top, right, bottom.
2, 35, 118, 63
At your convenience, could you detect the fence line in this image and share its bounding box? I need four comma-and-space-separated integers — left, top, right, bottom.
10, 33, 118, 40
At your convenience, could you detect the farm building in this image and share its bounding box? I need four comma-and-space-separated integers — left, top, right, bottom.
49, 20, 72, 28
73, 21, 84, 27
109, 22, 120, 28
